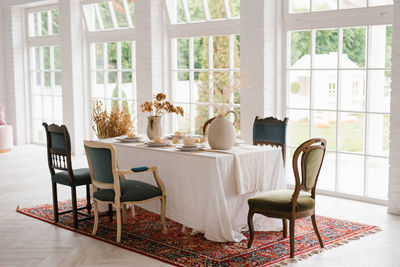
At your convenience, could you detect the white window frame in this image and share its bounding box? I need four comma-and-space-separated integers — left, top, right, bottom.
282, 1, 393, 205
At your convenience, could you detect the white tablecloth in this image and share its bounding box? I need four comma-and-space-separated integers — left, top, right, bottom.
99, 140, 286, 242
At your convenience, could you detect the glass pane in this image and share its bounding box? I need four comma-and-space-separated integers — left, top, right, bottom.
338, 153, 364, 196
194, 104, 210, 133
194, 37, 209, 69
312, 0, 337, 11
367, 114, 389, 157
44, 71, 51, 87
233, 71, 240, 104
41, 11, 49, 35
315, 29, 338, 69
213, 35, 229, 69
340, 0, 366, 8
95, 43, 104, 69
51, 10, 59, 34
174, 72, 190, 103
121, 78, 133, 99
122, 72, 132, 84
369, 25, 390, 68
317, 151, 336, 191
113, 0, 128, 28
31, 95, 42, 118
213, 71, 230, 104
340, 70, 366, 111
176, 0, 186, 23
289, 31, 311, 68
93, 71, 105, 98
54, 71, 61, 87
208, 0, 227, 19
34, 47, 40, 70
127, 0, 135, 25
54, 46, 61, 69
312, 70, 337, 110
107, 74, 117, 99
194, 71, 209, 103
343, 27, 366, 68
108, 42, 117, 69
43, 96, 52, 118
312, 111, 337, 150
177, 39, 189, 69
287, 109, 310, 146
366, 157, 388, 200
188, 0, 205, 21
368, 0, 393, 6
108, 71, 117, 84
368, 70, 391, 113
53, 96, 63, 121
43, 47, 50, 70
98, 2, 114, 29
34, 13, 39, 36
289, 0, 310, 13
177, 103, 191, 132
234, 35, 240, 68
32, 119, 45, 143
228, 0, 240, 17
121, 42, 132, 69
340, 112, 364, 153
287, 70, 310, 109
35, 72, 41, 87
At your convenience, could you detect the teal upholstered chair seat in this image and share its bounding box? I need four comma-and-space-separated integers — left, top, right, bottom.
93, 180, 162, 202
52, 168, 91, 186
248, 190, 315, 213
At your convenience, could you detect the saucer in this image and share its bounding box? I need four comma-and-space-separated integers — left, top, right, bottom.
116, 136, 140, 143
177, 145, 204, 152
146, 141, 170, 147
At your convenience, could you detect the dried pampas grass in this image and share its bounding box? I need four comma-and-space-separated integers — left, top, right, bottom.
91, 101, 133, 139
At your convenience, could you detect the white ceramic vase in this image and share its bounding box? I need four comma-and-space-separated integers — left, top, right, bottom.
147, 116, 162, 140
207, 111, 237, 150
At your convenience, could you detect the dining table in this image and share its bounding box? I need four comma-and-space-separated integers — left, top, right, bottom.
98, 137, 286, 242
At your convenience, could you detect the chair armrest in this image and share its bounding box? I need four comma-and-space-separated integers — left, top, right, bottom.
117, 166, 150, 175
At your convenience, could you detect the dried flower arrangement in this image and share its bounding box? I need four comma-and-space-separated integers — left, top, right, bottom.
140, 93, 184, 117
91, 101, 133, 139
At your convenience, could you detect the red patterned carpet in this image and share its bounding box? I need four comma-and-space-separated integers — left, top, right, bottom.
17, 200, 380, 266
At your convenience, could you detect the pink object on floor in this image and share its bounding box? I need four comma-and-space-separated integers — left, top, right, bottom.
0, 125, 13, 153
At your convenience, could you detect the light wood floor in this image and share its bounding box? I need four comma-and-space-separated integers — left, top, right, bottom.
1, 145, 400, 267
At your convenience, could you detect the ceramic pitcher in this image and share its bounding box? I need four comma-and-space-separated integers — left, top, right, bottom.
203, 111, 238, 150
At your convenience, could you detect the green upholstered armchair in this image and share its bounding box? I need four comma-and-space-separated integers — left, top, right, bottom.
42, 123, 93, 229
84, 141, 167, 243
253, 116, 288, 164
247, 138, 327, 258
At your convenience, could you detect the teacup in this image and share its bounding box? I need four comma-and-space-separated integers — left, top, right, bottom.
183, 137, 196, 147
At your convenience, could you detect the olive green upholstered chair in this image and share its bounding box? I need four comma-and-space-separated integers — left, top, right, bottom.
84, 141, 167, 243
42, 123, 93, 229
247, 138, 327, 258
253, 116, 288, 165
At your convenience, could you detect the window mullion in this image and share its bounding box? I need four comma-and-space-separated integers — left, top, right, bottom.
182, 0, 191, 23
122, 0, 133, 28
336, 27, 343, 193
223, 0, 231, 19
364, 25, 371, 197
202, 0, 210, 21
208, 36, 214, 118
108, 1, 119, 29
229, 35, 234, 109
103, 42, 108, 102
117, 42, 122, 105
189, 38, 194, 133
94, 3, 105, 30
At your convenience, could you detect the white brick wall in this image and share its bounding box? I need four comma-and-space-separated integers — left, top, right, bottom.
388, 0, 400, 213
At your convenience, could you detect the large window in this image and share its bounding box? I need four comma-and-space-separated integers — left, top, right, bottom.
27, 7, 62, 144
90, 41, 137, 126
285, 3, 393, 201
172, 35, 240, 134
288, 0, 393, 13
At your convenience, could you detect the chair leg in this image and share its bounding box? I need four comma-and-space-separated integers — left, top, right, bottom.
282, 219, 287, 238
160, 197, 167, 234
71, 186, 78, 229
289, 219, 295, 258
116, 202, 121, 243
92, 200, 99, 235
122, 204, 127, 224
311, 215, 324, 248
247, 210, 255, 248
108, 204, 113, 222
52, 182, 59, 223
86, 184, 92, 214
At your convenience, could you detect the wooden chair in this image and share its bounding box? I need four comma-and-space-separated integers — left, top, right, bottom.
84, 141, 167, 243
42, 123, 93, 229
247, 138, 327, 258
253, 116, 288, 164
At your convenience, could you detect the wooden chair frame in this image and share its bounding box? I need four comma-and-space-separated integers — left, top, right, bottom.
253, 116, 288, 165
247, 138, 326, 258
84, 141, 167, 243
43, 123, 93, 229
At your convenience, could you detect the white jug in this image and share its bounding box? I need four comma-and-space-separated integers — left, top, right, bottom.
204, 111, 237, 150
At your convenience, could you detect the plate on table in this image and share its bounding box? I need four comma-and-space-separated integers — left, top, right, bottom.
146, 141, 170, 147
177, 145, 205, 152
116, 136, 141, 143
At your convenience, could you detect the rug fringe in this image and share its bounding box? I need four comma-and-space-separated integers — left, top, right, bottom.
271, 227, 381, 267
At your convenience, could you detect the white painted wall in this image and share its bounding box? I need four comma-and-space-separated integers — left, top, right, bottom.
388, 0, 400, 214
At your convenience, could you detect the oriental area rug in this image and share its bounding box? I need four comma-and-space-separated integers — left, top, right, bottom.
17, 200, 380, 266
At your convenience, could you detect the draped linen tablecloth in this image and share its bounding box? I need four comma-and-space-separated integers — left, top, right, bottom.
98, 139, 286, 242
